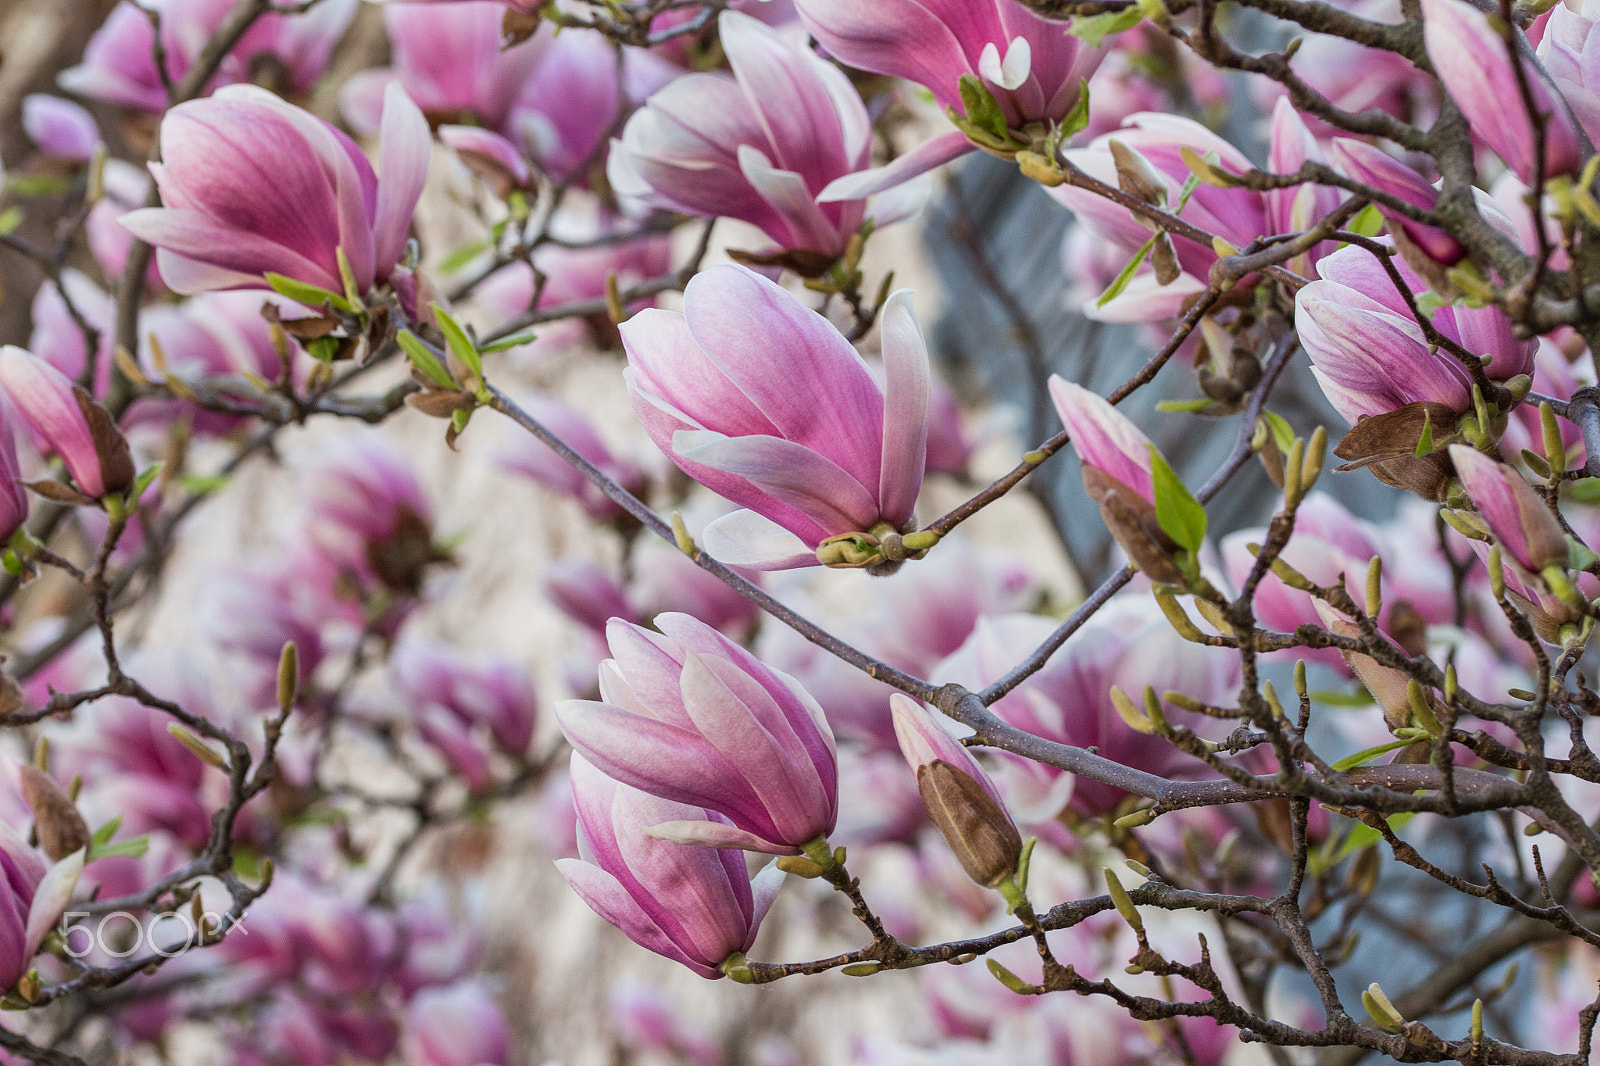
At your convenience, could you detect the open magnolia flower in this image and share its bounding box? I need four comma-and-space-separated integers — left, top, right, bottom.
622, 264, 931, 571
121, 82, 429, 298
607, 10, 924, 271
798, 0, 1104, 199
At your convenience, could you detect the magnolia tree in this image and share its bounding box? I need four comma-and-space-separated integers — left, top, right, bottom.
7, 0, 1600, 1062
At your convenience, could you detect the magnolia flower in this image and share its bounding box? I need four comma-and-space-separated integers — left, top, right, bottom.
1297, 239, 1536, 423
1422, 0, 1581, 185
0, 827, 83, 993
0, 413, 25, 545
1265, 98, 1344, 276
1047, 114, 1276, 321
623, 264, 931, 571
1541, 0, 1600, 144
1327, 138, 1463, 265
557, 613, 838, 855
402, 982, 511, 1066
27, 270, 113, 400
21, 95, 100, 163
120, 83, 429, 297
890, 693, 1022, 888
302, 432, 440, 598
60, 0, 358, 113
558, 755, 785, 979
1220, 493, 1452, 670
389, 635, 539, 758
935, 597, 1239, 819
608, 11, 906, 267
0, 346, 134, 501
1049, 375, 1189, 585
348, 5, 675, 188
797, 0, 1104, 199
1450, 445, 1569, 574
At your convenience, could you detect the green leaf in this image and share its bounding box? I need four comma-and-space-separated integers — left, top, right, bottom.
0, 208, 21, 237
396, 330, 458, 390
88, 835, 150, 862
1347, 203, 1385, 238
1308, 688, 1376, 707
5, 175, 71, 198
1413, 408, 1435, 457
1329, 812, 1415, 864
1415, 290, 1450, 319
91, 815, 123, 846
177, 473, 231, 495
1174, 154, 1211, 212
1568, 477, 1600, 503
335, 246, 363, 309
127, 462, 163, 510
265, 273, 352, 314
1262, 410, 1296, 456
438, 239, 488, 275
1069, 6, 1143, 46
478, 331, 537, 354
1096, 235, 1155, 308
1157, 397, 1215, 413
1148, 445, 1207, 553
431, 303, 483, 383
305, 336, 342, 363
1331, 738, 1418, 773
1057, 80, 1093, 142
956, 73, 1009, 140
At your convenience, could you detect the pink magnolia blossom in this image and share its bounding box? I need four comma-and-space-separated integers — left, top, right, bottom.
402, 982, 511, 1066
1047, 114, 1286, 321
557, 613, 838, 855
59, 0, 358, 113
1422, 0, 1582, 184
623, 264, 930, 570
347, 5, 674, 186
1541, 0, 1600, 145
121, 83, 430, 297
890, 693, 1022, 887
389, 635, 539, 757
0, 346, 133, 500
557, 755, 785, 978
0, 827, 83, 994
1328, 138, 1463, 265
1220, 493, 1452, 670
302, 432, 439, 599
935, 597, 1239, 819
608, 11, 903, 264
796, 0, 1104, 199
87, 161, 162, 290
1049, 376, 1156, 504
1296, 239, 1536, 423
26, 270, 113, 400
1450, 445, 1570, 573
343, 2, 543, 132
21, 95, 99, 163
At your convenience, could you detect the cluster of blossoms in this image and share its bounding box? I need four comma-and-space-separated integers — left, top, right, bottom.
10, 0, 1600, 1062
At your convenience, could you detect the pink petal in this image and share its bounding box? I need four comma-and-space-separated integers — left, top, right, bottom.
876, 289, 930, 528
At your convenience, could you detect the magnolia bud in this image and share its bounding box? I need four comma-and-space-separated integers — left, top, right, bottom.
17, 765, 89, 862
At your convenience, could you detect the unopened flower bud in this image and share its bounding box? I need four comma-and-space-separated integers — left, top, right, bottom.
17, 765, 88, 862
890, 694, 1021, 888
1450, 446, 1568, 574
1363, 982, 1406, 1033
